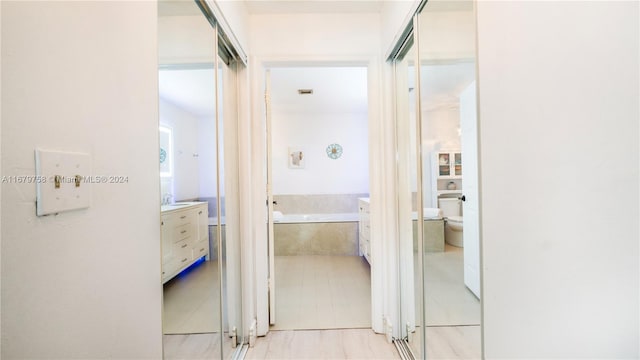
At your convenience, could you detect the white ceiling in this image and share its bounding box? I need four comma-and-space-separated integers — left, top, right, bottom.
244, 0, 384, 14
270, 67, 368, 113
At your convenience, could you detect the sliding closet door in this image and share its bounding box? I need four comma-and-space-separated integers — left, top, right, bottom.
217, 50, 244, 356
395, 1, 482, 358
395, 33, 427, 358
159, 2, 244, 358
158, 0, 223, 358
417, 0, 481, 358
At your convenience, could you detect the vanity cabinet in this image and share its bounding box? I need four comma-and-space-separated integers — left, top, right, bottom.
161, 202, 209, 283
358, 198, 371, 265
432, 151, 463, 206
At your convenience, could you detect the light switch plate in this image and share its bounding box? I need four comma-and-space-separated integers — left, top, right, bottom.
35, 149, 91, 216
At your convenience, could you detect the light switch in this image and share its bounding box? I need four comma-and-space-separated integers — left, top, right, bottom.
35, 149, 91, 216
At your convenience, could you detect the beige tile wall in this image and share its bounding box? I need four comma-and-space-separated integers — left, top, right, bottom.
274, 222, 358, 256
273, 193, 369, 214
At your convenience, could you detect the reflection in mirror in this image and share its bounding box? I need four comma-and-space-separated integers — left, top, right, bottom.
394, 0, 481, 357
418, 0, 481, 357
159, 126, 173, 178
158, 0, 222, 358
395, 37, 426, 357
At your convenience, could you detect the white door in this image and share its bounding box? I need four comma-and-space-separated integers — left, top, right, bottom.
265, 69, 276, 324
460, 81, 481, 299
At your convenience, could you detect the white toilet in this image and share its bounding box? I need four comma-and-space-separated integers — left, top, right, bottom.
438, 197, 463, 247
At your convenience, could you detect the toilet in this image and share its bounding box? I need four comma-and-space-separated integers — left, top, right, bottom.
438, 197, 463, 247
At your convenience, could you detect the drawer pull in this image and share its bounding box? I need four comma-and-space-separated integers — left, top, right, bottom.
180, 216, 187, 219
181, 258, 188, 263
180, 230, 187, 234
181, 244, 188, 248
200, 248, 205, 252
199, 211, 203, 214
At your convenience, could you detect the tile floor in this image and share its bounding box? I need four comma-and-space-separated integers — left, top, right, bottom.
407, 244, 481, 358
162, 247, 481, 359
245, 329, 399, 359
163, 259, 221, 334
163, 333, 236, 360
271, 255, 371, 330
424, 245, 481, 326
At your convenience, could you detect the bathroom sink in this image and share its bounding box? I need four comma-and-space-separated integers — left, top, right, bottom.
161, 204, 190, 212
161, 201, 204, 212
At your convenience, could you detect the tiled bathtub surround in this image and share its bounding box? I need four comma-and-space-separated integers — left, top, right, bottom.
273, 193, 369, 214
272, 194, 365, 256
413, 219, 445, 252
275, 222, 358, 256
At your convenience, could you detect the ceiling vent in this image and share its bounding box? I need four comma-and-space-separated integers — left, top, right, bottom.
298, 89, 314, 95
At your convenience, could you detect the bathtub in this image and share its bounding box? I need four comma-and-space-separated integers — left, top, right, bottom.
273, 212, 359, 224
273, 212, 360, 256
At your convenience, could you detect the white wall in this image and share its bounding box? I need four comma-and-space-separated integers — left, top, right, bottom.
197, 114, 218, 198
249, 13, 381, 57
271, 110, 369, 195
1, 2, 162, 358
477, 1, 639, 358
160, 99, 201, 201
159, 14, 215, 64
270, 67, 369, 195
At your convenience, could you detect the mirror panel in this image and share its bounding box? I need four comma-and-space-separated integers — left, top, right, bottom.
157, 0, 241, 358
395, 38, 425, 358
417, 0, 481, 357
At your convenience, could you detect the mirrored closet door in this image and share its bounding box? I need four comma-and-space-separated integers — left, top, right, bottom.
158, 1, 244, 358
394, 0, 481, 358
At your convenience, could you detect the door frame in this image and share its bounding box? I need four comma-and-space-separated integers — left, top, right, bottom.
249, 56, 393, 336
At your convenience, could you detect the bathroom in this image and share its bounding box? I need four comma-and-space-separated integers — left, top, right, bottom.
267, 66, 372, 330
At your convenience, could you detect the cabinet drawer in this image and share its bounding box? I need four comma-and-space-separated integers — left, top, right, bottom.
174, 242, 192, 267
162, 259, 179, 280
193, 240, 209, 259
174, 211, 197, 226
173, 223, 194, 242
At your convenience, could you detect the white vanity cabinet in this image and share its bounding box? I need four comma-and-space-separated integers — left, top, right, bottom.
193, 206, 210, 261
358, 198, 371, 265
161, 202, 209, 283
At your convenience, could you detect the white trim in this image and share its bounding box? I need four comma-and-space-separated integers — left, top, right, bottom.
236, 60, 255, 342
203, 0, 248, 65
249, 55, 394, 336
249, 56, 270, 336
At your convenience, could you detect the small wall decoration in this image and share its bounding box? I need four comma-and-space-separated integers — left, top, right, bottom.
288, 147, 305, 169
159, 125, 173, 178
326, 143, 343, 159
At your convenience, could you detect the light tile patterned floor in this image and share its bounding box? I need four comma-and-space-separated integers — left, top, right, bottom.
162, 248, 480, 359
424, 245, 481, 326
245, 329, 400, 360
163, 259, 221, 334
271, 255, 371, 330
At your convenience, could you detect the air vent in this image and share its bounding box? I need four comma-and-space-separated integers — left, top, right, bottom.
298, 89, 313, 95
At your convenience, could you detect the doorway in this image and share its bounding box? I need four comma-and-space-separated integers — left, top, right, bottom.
265, 66, 372, 331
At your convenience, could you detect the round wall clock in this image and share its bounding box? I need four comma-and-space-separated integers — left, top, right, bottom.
160, 148, 167, 163
326, 143, 343, 159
